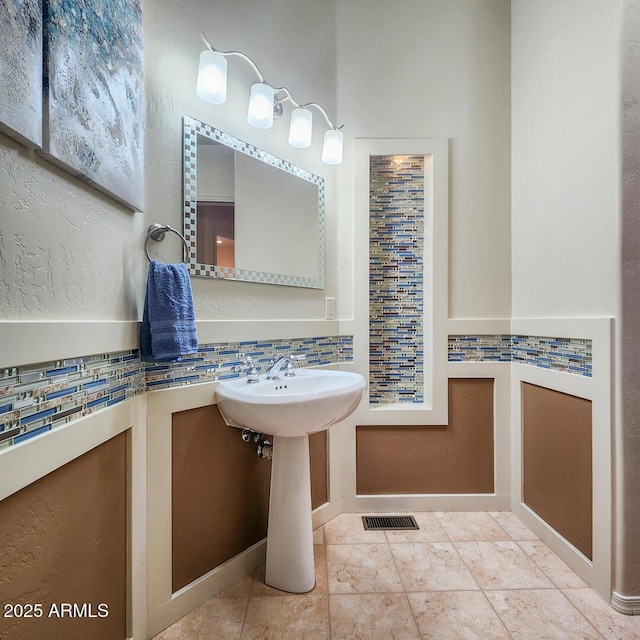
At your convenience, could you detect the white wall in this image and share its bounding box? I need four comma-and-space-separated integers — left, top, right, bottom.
0, 0, 338, 323
511, 0, 624, 606
145, 0, 338, 321
0, 125, 147, 321
197, 144, 234, 201
234, 154, 320, 278
511, 0, 621, 319
336, 0, 512, 320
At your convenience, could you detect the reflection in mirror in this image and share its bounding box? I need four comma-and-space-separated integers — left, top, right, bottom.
183, 116, 325, 288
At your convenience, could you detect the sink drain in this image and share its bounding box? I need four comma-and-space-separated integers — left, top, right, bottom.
362, 515, 419, 530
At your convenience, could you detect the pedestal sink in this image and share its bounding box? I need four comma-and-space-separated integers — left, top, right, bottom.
216, 368, 366, 593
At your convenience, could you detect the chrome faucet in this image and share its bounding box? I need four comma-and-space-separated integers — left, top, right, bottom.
242, 357, 260, 383
266, 353, 306, 380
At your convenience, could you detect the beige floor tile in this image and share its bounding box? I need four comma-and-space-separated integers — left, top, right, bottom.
215, 572, 254, 598
252, 544, 327, 596
313, 543, 328, 593
455, 540, 554, 590
390, 542, 479, 592
152, 597, 247, 640
407, 591, 511, 639
563, 588, 640, 640
326, 543, 404, 593
517, 540, 588, 588
240, 595, 329, 639
151, 512, 628, 640
485, 589, 603, 639
329, 593, 420, 639
435, 512, 511, 541
489, 511, 539, 541
323, 513, 387, 544
384, 512, 450, 543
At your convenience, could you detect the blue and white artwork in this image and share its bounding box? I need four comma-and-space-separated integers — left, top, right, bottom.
41, 0, 144, 211
0, 0, 43, 148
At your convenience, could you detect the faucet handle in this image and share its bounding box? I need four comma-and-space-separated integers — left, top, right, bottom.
242, 356, 260, 383
284, 353, 306, 377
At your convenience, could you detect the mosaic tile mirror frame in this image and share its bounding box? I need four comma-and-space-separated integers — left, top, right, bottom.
183, 116, 325, 288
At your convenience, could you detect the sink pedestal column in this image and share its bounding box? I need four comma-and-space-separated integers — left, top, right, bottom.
265, 435, 315, 593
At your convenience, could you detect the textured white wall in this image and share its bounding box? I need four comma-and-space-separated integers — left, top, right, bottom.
0, 0, 337, 321
0, 130, 147, 320
335, 0, 512, 320
511, 0, 621, 318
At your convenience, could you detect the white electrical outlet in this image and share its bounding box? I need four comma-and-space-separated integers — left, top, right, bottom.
325, 297, 336, 320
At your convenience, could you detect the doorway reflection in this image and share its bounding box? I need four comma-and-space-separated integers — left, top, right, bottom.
196, 201, 235, 268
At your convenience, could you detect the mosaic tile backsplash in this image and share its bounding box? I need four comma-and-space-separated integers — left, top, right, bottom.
448, 335, 592, 376
369, 155, 425, 404
0, 351, 145, 451
0, 335, 353, 451
0, 332, 593, 451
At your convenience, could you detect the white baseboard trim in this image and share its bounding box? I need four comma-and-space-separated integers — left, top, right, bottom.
611, 591, 640, 615
343, 494, 510, 513
312, 500, 341, 529
510, 501, 615, 602
148, 539, 266, 638
148, 503, 338, 638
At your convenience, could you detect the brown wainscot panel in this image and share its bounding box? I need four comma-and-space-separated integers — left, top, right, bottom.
357, 378, 494, 494
523, 382, 592, 559
0, 432, 128, 640
171, 406, 327, 592
309, 430, 328, 508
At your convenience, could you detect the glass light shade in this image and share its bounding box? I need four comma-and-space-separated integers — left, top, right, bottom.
196, 50, 227, 104
247, 83, 275, 129
321, 129, 344, 165
288, 108, 313, 148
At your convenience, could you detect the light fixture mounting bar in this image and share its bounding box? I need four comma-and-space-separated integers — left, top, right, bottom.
199, 32, 342, 131
274, 88, 343, 131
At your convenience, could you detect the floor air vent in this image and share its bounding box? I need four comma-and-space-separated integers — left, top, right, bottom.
362, 515, 419, 531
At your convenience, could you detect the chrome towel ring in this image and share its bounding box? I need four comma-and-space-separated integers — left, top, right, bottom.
145, 223, 189, 263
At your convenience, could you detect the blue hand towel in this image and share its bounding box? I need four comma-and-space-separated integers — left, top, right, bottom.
141, 260, 198, 362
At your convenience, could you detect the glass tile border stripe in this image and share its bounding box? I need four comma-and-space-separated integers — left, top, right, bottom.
449, 334, 592, 377
0, 349, 146, 451
0, 335, 353, 451
0, 332, 592, 452
143, 335, 353, 390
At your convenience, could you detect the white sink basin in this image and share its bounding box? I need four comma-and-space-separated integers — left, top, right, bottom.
215, 366, 366, 594
216, 368, 366, 438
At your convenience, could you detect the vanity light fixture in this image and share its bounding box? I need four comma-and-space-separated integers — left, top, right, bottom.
247, 82, 275, 129
322, 129, 344, 165
196, 33, 344, 164
288, 107, 313, 148
195, 50, 228, 104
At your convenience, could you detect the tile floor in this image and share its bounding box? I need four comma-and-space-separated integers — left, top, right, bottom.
153, 511, 640, 639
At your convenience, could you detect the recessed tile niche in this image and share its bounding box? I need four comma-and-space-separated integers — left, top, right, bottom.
369, 155, 425, 404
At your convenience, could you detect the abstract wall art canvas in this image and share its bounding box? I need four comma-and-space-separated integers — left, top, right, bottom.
0, 0, 43, 148
41, 0, 144, 211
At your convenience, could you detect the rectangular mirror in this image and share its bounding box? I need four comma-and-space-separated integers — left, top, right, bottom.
183, 116, 325, 288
